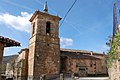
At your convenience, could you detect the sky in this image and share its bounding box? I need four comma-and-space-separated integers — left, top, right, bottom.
0, 0, 119, 56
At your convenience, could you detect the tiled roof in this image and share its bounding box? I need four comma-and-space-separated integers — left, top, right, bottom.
60, 48, 103, 55
18, 48, 29, 54
60, 52, 100, 60
0, 36, 20, 47
60, 48, 104, 59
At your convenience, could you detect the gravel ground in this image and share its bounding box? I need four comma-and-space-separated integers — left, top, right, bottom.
52, 77, 109, 80
76, 77, 109, 80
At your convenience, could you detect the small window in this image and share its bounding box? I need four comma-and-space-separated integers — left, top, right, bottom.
90, 64, 92, 67
32, 22, 35, 35
46, 22, 51, 34
79, 68, 85, 71
94, 63, 96, 65
94, 67, 96, 69
47, 44, 49, 46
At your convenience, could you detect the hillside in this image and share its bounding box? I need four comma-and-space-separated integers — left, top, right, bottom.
1, 55, 18, 74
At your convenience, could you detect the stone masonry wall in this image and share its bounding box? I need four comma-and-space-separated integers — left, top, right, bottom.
108, 60, 120, 80
108, 46, 120, 80
21, 49, 29, 80
14, 49, 29, 80
61, 57, 107, 76
32, 35, 60, 78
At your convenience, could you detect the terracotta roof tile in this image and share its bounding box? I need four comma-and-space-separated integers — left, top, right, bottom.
0, 36, 20, 47
60, 51, 100, 60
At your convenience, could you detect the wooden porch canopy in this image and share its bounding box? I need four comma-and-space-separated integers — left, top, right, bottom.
0, 36, 20, 47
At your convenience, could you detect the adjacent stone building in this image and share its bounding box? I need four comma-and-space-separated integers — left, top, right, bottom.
16, 48, 29, 80
60, 49, 107, 77
5, 48, 29, 80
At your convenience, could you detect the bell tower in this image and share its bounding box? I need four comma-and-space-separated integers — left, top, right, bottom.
28, 2, 61, 80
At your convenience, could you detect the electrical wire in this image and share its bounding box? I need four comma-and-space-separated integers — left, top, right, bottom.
59, 0, 78, 27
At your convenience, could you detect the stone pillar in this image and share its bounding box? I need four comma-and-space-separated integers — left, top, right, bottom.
40, 75, 45, 80
72, 73, 74, 78
0, 43, 4, 80
60, 73, 64, 80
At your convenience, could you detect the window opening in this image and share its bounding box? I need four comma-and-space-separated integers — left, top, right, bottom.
32, 22, 35, 35
46, 22, 51, 35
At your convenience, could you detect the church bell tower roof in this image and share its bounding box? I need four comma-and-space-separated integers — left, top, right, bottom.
43, 1, 48, 13
29, 2, 61, 22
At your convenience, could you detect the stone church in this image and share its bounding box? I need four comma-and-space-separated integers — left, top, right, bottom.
5, 2, 108, 80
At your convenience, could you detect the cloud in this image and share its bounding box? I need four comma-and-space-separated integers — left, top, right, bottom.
60, 37, 73, 48
0, 12, 32, 33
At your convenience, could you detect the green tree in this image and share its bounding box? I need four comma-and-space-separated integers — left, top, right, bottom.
1, 64, 6, 74
107, 30, 120, 68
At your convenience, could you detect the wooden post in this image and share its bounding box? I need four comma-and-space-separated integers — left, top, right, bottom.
40, 76, 42, 80
72, 73, 74, 78
60, 73, 64, 80
72, 73, 76, 80
0, 43, 4, 80
40, 75, 45, 80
